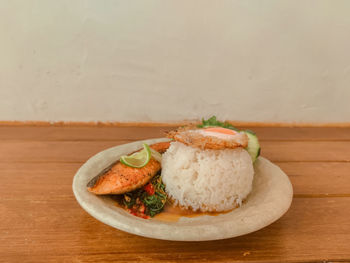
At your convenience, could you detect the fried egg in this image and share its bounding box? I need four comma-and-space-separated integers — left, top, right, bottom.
167, 127, 248, 150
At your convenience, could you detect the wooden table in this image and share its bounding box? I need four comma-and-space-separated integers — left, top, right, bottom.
1, 125, 350, 262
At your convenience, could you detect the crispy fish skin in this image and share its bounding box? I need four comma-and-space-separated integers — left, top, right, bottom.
148, 141, 170, 154
87, 141, 170, 195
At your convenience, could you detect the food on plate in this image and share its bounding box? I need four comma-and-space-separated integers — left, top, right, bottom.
167, 126, 249, 150
161, 141, 254, 212
120, 174, 167, 218
120, 143, 152, 168
86, 116, 261, 218
196, 116, 260, 162
87, 141, 170, 195
244, 130, 261, 162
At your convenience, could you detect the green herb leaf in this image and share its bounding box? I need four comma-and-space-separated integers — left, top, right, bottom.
121, 173, 167, 218
197, 115, 239, 131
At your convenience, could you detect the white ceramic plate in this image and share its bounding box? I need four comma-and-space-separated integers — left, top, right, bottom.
73, 138, 293, 241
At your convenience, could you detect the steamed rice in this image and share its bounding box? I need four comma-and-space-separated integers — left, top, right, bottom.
161, 141, 254, 212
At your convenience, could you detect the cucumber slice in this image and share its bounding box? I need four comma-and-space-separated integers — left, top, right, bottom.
244, 130, 261, 163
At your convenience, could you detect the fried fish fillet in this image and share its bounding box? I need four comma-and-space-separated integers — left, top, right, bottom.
87, 141, 170, 195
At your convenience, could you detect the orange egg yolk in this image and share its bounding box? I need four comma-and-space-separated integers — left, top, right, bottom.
204, 127, 237, 135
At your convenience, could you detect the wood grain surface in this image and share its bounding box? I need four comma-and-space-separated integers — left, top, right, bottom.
0, 126, 349, 263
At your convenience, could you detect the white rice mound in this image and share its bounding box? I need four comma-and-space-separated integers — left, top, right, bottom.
161, 141, 254, 212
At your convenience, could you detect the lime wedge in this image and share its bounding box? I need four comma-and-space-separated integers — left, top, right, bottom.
120, 143, 151, 168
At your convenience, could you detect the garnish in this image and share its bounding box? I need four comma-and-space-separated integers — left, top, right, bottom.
120, 143, 162, 168
243, 130, 261, 162
122, 174, 167, 218
197, 116, 239, 131
120, 143, 151, 168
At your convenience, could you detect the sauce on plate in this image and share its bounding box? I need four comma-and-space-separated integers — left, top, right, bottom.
112, 196, 235, 222
154, 204, 234, 222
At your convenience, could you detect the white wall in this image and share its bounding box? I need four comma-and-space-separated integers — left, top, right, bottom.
1, 0, 350, 123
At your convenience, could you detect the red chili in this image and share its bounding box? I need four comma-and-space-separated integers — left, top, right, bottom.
144, 183, 155, 195
139, 204, 146, 213
140, 214, 149, 219
126, 205, 149, 219
129, 210, 138, 217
